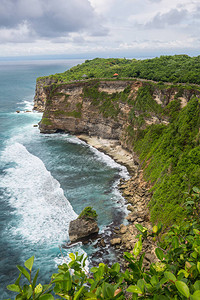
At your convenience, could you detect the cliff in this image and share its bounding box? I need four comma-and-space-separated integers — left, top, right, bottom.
34, 78, 200, 154
34, 76, 200, 226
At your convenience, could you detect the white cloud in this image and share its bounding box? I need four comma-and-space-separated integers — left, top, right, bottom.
0, 21, 34, 43
0, 0, 200, 57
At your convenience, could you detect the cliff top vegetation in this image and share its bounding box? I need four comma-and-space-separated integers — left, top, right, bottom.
38, 55, 200, 85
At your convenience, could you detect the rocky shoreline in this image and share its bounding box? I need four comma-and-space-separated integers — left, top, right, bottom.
76, 135, 157, 267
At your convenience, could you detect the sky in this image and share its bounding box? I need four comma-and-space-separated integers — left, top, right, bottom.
0, 0, 200, 59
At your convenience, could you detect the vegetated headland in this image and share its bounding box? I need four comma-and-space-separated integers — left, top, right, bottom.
34, 55, 200, 229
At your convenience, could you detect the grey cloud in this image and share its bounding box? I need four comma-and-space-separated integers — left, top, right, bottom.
0, 0, 108, 42
140, 8, 188, 29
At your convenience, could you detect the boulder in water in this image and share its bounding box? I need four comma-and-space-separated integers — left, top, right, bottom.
69, 206, 99, 243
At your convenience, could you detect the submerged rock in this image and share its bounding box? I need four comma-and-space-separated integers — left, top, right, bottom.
69, 217, 99, 243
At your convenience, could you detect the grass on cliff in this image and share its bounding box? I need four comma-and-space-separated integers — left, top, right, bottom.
82, 82, 130, 118
81, 81, 200, 226
38, 55, 200, 86
133, 97, 200, 226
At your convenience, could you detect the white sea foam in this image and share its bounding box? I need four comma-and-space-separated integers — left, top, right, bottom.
0, 142, 77, 244
62, 135, 130, 180
87, 144, 130, 180
16, 98, 34, 111
22, 100, 34, 111
63, 135, 130, 215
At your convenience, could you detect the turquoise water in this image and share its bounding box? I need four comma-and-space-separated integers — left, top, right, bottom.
0, 59, 129, 299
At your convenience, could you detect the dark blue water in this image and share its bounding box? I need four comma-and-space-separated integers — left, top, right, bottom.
0, 59, 129, 299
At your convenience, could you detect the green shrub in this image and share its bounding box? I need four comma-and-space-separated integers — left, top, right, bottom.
78, 206, 98, 220
40, 118, 52, 126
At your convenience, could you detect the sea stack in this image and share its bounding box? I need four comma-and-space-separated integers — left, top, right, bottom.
69, 206, 99, 243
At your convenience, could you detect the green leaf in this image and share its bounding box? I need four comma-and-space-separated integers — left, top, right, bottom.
64, 271, 72, 291
144, 283, 153, 292
172, 236, 179, 248
90, 267, 99, 273
193, 229, 200, 235
197, 262, 200, 273
83, 256, 87, 268
52, 274, 64, 282
160, 277, 168, 285
24, 256, 34, 271
17, 265, 30, 281
26, 286, 33, 299
32, 269, 39, 289
177, 269, 189, 278
191, 291, 200, 300
135, 223, 147, 233
153, 225, 158, 233
39, 294, 54, 300
112, 263, 120, 273
127, 285, 142, 294
7, 284, 21, 292
155, 222, 162, 235
193, 187, 200, 194
74, 286, 85, 300
138, 253, 145, 269
150, 275, 159, 287
137, 279, 145, 293
34, 283, 43, 294
194, 280, 200, 291
15, 273, 22, 286
185, 201, 195, 206
84, 292, 97, 299
16, 295, 23, 300
90, 280, 98, 292
102, 282, 114, 298
175, 281, 190, 298
192, 251, 198, 259
155, 248, 164, 260
69, 253, 75, 261
133, 236, 142, 258
164, 271, 176, 283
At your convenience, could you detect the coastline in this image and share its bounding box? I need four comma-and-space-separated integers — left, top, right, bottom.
77, 134, 157, 267
77, 134, 138, 175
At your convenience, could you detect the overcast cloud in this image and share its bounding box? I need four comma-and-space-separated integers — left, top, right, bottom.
0, 0, 199, 57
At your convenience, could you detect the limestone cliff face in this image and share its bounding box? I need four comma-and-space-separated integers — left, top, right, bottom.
33, 77, 57, 111
34, 79, 200, 152
38, 80, 134, 140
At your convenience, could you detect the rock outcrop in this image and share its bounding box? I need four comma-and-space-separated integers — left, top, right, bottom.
69, 217, 99, 243
33, 77, 57, 111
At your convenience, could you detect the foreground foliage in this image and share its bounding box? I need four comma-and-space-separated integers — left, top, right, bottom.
7, 188, 200, 299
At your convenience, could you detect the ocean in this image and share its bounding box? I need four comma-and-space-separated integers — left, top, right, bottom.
0, 59, 129, 298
